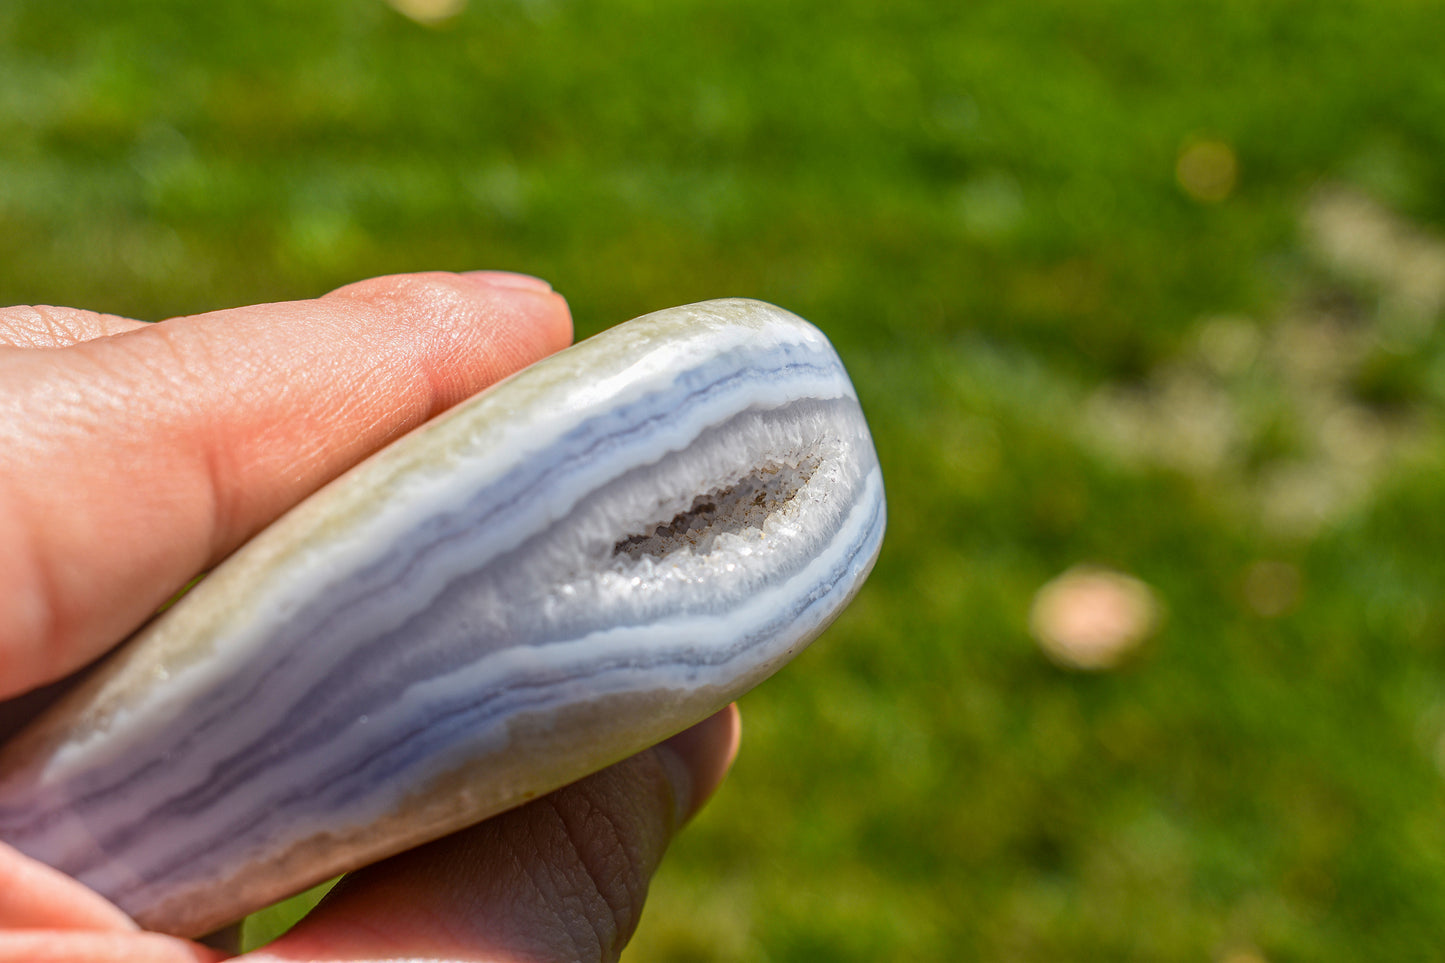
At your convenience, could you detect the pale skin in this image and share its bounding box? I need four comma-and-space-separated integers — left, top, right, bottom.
0, 271, 741, 963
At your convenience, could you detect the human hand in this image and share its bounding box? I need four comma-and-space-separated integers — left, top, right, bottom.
0, 272, 741, 962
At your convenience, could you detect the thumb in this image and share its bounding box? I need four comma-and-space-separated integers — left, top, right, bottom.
0, 272, 571, 699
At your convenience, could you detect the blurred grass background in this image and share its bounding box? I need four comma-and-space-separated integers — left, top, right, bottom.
5, 0, 1445, 959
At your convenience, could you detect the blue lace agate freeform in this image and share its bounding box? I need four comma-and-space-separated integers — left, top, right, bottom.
0, 299, 886, 936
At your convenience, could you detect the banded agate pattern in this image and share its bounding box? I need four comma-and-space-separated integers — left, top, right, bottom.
0, 298, 886, 936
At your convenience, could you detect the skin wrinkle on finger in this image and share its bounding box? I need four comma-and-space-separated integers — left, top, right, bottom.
118, 303, 416, 556
554, 797, 634, 959
94, 321, 242, 565
505, 805, 589, 963
481, 754, 680, 962
0, 305, 148, 349
529, 799, 611, 963
323, 277, 495, 411
561, 762, 681, 955
0, 275, 571, 698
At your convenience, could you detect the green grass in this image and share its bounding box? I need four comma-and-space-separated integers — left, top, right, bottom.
6, 1, 1445, 959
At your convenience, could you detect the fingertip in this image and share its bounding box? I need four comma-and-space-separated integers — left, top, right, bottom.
656, 704, 742, 824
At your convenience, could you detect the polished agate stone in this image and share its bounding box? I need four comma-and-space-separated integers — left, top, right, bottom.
0, 299, 886, 937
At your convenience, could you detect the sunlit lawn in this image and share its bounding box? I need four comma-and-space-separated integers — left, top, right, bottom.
5, 1, 1445, 959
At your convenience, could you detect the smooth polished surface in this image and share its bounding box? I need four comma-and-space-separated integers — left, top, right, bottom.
0, 299, 885, 937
